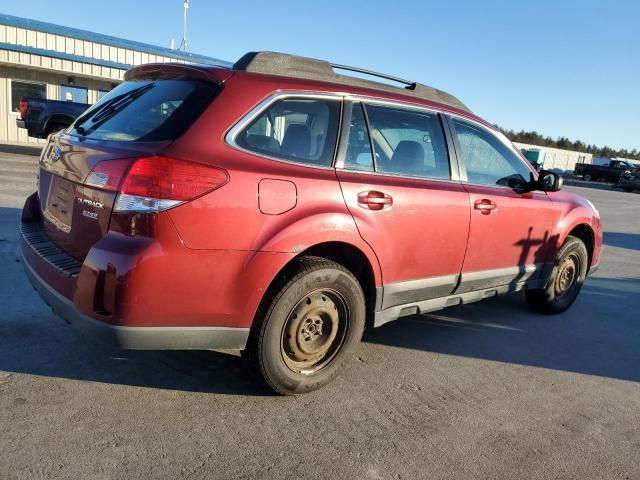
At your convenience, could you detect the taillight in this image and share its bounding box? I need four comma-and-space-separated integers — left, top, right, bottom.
85, 159, 132, 191
85, 155, 228, 213
19, 100, 28, 120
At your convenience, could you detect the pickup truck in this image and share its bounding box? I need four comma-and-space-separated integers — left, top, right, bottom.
17, 97, 88, 139
619, 168, 640, 192
574, 160, 637, 182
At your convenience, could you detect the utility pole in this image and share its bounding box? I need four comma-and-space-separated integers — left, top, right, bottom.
178, 0, 190, 52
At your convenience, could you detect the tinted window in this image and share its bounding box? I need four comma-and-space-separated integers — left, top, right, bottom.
365, 105, 450, 179
237, 98, 341, 167
344, 102, 374, 172
11, 80, 46, 113
453, 119, 532, 188
68, 79, 218, 142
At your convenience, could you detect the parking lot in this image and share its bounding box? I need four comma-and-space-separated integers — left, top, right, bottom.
0, 146, 638, 479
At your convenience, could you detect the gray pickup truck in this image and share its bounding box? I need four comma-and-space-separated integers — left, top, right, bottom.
574, 160, 637, 182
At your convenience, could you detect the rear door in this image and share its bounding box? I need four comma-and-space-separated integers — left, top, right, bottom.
335, 101, 471, 309
447, 116, 555, 291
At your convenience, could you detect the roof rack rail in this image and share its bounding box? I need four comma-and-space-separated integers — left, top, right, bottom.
329, 63, 417, 90
233, 51, 470, 113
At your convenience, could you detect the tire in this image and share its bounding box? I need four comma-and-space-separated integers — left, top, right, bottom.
250, 256, 366, 395
526, 236, 588, 314
583, 174, 592, 181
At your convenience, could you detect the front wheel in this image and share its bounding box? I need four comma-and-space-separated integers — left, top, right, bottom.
251, 256, 366, 395
526, 236, 588, 314
583, 173, 592, 181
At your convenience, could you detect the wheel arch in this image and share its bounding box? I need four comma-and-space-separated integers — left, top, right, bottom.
566, 223, 595, 271
248, 241, 381, 336
44, 114, 74, 135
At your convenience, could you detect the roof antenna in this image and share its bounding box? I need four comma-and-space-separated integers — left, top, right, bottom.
178, 0, 190, 53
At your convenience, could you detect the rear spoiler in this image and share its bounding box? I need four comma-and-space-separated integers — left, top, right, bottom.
124, 63, 233, 84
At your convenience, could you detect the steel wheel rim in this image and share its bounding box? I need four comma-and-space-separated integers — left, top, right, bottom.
555, 252, 581, 298
280, 289, 349, 375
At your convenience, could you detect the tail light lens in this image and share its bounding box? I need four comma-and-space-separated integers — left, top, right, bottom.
19, 100, 28, 120
85, 159, 132, 191
85, 155, 229, 212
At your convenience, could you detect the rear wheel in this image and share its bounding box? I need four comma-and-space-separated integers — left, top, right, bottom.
583, 173, 592, 181
526, 236, 588, 314
250, 256, 366, 395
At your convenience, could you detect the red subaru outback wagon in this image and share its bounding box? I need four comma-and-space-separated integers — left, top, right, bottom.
20, 52, 602, 395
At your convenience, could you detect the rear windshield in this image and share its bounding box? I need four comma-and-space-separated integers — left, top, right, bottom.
67, 79, 218, 142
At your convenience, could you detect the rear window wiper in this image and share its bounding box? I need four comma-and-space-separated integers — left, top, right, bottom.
73, 83, 155, 135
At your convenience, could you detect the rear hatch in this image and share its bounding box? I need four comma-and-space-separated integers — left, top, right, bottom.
37, 75, 222, 261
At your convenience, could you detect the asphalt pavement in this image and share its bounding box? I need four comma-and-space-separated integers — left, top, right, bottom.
0, 146, 639, 479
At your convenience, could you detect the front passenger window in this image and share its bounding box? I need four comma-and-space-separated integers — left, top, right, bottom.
452, 119, 532, 188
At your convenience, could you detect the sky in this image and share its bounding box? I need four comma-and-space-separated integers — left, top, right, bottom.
3, 0, 639, 151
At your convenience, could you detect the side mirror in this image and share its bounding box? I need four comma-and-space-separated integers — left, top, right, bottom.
538, 170, 563, 192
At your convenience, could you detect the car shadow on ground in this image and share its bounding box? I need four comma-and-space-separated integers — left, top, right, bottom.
0, 143, 43, 156
364, 275, 640, 383
2, 202, 639, 394
0, 206, 270, 396
604, 232, 640, 251
0, 310, 269, 396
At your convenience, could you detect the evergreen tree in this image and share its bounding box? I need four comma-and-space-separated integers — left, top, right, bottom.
495, 126, 640, 160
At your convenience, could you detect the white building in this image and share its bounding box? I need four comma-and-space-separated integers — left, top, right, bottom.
514, 142, 593, 173
0, 13, 229, 144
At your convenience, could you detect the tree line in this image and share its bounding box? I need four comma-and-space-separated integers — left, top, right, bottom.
496, 127, 640, 160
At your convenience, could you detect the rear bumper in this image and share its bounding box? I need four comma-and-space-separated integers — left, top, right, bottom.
23, 255, 249, 350
16, 118, 25, 129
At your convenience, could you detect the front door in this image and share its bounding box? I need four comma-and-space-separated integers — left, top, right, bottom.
448, 117, 556, 292
336, 101, 471, 309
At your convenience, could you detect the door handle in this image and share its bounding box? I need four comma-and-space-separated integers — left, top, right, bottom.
358, 191, 393, 211
474, 198, 497, 215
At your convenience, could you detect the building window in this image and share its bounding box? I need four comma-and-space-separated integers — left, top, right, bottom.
10, 80, 46, 114
60, 84, 88, 104
97, 89, 110, 102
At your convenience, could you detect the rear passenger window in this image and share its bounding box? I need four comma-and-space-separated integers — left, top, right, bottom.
344, 102, 374, 172
236, 98, 341, 166
365, 105, 450, 180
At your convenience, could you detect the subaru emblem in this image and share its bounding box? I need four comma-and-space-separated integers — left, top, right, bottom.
50, 146, 62, 163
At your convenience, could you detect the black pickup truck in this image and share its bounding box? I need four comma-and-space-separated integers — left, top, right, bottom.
17, 97, 88, 138
574, 160, 637, 182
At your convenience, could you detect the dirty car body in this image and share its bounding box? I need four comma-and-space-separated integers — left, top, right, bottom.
19, 52, 603, 394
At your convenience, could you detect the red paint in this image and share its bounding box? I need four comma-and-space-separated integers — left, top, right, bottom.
337, 171, 470, 284
20, 63, 603, 334
462, 186, 556, 273
258, 179, 297, 215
